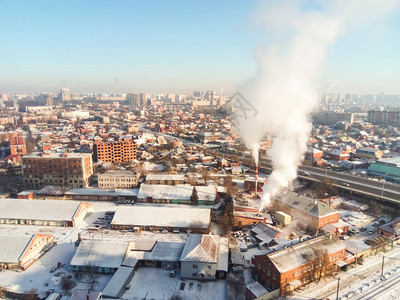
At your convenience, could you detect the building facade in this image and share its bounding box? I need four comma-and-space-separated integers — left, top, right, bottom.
98, 170, 139, 188
94, 140, 137, 163
22, 152, 93, 189
10, 136, 26, 156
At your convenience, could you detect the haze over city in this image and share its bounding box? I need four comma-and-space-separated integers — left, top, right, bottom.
1, 0, 400, 94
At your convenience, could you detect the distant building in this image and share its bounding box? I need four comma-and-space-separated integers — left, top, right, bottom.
38, 93, 53, 106
94, 140, 137, 163
368, 110, 400, 125
10, 136, 26, 156
98, 170, 139, 189
180, 234, 228, 280
355, 147, 382, 160
60, 88, 71, 101
22, 152, 93, 189
252, 235, 346, 295
0, 234, 54, 270
145, 174, 184, 185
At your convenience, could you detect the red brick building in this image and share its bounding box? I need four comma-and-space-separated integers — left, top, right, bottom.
94, 139, 137, 163
252, 235, 346, 295
10, 136, 26, 156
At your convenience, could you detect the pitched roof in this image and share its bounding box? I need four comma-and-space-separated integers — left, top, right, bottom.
265, 235, 346, 274
308, 201, 338, 218
180, 234, 220, 263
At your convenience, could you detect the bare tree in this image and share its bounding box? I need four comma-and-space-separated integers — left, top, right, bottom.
25, 288, 38, 300
61, 275, 76, 295
301, 248, 330, 283
188, 221, 205, 233
201, 168, 211, 185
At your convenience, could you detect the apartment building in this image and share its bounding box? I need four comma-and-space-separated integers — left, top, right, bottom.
94, 140, 137, 163
22, 152, 93, 189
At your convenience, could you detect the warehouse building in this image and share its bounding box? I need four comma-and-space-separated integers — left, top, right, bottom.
111, 206, 211, 232
0, 199, 93, 227
137, 184, 216, 205
0, 234, 54, 270
368, 156, 400, 182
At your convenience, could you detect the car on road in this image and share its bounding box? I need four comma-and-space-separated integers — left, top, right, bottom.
303, 171, 311, 176
349, 228, 359, 234
368, 229, 374, 235
373, 222, 379, 227
342, 182, 350, 187
360, 227, 367, 232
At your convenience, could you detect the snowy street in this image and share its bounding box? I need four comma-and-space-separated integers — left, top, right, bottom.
290, 246, 400, 299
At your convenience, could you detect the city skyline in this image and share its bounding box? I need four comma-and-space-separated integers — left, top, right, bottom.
1, 0, 400, 94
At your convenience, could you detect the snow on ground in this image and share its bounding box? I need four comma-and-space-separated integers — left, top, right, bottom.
122, 267, 226, 300
288, 246, 400, 300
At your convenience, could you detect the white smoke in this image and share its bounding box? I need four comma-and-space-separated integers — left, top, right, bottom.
233, 0, 399, 211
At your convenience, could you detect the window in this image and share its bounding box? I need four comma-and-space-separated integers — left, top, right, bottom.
193, 264, 198, 269
207, 266, 211, 270
272, 274, 276, 280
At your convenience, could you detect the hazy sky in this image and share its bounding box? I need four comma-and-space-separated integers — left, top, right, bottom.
1, 0, 400, 94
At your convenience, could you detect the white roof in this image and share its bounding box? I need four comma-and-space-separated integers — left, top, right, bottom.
0, 235, 33, 263
66, 188, 138, 197
246, 281, 268, 297
0, 199, 84, 221
111, 206, 210, 229
216, 237, 229, 272
70, 239, 129, 269
22, 152, 91, 159
146, 174, 184, 181
137, 184, 216, 202
102, 266, 135, 298
99, 170, 136, 178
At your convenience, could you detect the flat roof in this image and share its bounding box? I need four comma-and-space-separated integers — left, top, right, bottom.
138, 184, 215, 201
102, 266, 135, 298
66, 188, 138, 197
70, 239, 129, 269
23, 152, 91, 159
0, 199, 85, 222
111, 206, 211, 229
146, 174, 185, 181
99, 170, 136, 177
374, 156, 400, 167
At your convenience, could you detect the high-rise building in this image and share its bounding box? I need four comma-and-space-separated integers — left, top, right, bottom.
60, 88, 71, 101
38, 93, 53, 106
94, 139, 137, 163
22, 152, 93, 189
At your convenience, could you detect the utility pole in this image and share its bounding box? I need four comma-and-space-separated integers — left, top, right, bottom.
381, 256, 385, 280
336, 277, 340, 300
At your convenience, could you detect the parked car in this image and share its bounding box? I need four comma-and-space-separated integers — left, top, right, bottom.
368, 229, 374, 235
360, 227, 367, 232
379, 219, 386, 225
349, 228, 359, 234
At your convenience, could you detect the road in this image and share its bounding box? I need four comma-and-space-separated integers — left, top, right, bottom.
141, 125, 400, 205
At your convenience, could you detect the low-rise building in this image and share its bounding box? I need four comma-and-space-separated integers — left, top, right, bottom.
252, 235, 346, 295
145, 173, 184, 185
180, 234, 228, 280
0, 234, 54, 270
0, 199, 92, 227
137, 184, 216, 205
98, 170, 139, 188
111, 206, 211, 232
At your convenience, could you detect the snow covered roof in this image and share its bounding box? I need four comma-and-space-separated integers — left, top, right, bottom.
180, 234, 220, 263
66, 188, 138, 197
137, 184, 216, 201
70, 239, 129, 269
265, 236, 346, 274
246, 281, 268, 298
111, 206, 211, 229
0, 235, 34, 263
146, 174, 185, 181
123, 241, 185, 266
0, 199, 86, 222
102, 266, 135, 298
98, 170, 136, 178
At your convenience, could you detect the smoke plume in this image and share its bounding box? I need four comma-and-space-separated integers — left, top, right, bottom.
233, 0, 398, 211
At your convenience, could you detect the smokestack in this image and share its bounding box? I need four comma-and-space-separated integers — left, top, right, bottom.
255, 166, 258, 200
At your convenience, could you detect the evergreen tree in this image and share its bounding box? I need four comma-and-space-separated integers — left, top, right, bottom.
191, 186, 199, 205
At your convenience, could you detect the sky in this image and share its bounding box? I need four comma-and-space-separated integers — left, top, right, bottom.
1, 0, 400, 95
